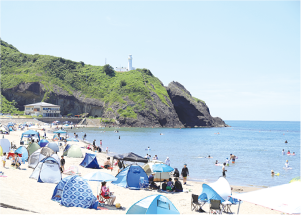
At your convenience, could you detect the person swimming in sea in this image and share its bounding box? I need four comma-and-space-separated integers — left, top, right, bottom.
285, 160, 289, 168
207, 155, 212, 159
282, 149, 285, 155
271, 170, 275, 176
285, 140, 288, 143
287, 150, 291, 155
225, 158, 230, 166
215, 160, 218, 164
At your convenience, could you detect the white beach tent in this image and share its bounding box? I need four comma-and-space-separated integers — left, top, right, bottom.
142, 160, 170, 182
234, 182, 301, 214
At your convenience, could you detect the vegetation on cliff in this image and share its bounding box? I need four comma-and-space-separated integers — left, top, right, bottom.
1, 40, 172, 118
0, 94, 22, 114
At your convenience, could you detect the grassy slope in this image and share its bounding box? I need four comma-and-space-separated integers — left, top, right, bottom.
0, 95, 22, 114
1, 40, 171, 118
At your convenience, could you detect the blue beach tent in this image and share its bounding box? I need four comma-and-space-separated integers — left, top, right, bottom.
15, 146, 29, 162
112, 165, 148, 189
127, 195, 180, 214
38, 139, 49, 147
30, 156, 61, 183
64, 144, 71, 152
46, 142, 59, 153
21, 130, 40, 141
80, 153, 100, 169
51, 175, 98, 209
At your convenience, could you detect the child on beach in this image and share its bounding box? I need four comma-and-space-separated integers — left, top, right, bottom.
2, 153, 6, 168
225, 158, 230, 166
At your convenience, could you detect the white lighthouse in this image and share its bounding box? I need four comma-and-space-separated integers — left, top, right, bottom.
128, 55, 133, 71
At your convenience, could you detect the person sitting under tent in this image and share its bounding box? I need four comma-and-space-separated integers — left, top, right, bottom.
103, 157, 111, 169
100, 181, 116, 205
173, 168, 179, 177
148, 173, 159, 189
162, 180, 167, 191
172, 178, 183, 192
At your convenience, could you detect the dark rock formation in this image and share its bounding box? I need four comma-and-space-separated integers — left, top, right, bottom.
166, 81, 228, 127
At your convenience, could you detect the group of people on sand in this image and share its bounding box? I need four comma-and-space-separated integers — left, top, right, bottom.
2, 152, 22, 169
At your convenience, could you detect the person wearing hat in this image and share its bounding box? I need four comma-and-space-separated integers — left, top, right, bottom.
285, 160, 289, 168
165, 157, 170, 166
181, 164, 189, 185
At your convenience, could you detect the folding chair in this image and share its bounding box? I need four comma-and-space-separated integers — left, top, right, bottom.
209, 199, 222, 214
139, 177, 149, 189
97, 193, 112, 205
191, 194, 202, 211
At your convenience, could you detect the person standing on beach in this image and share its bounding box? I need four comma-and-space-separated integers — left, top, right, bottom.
60, 156, 65, 172
2, 153, 6, 168
106, 147, 108, 154
83, 133, 87, 140
181, 164, 189, 185
93, 139, 96, 147
222, 163, 227, 177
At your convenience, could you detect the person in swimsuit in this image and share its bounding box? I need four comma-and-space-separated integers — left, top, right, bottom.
282, 149, 285, 155
222, 163, 227, 177
230, 154, 236, 163
181, 164, 189, 185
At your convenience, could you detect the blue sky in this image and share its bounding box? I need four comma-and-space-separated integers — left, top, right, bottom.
1, 1, 300, 121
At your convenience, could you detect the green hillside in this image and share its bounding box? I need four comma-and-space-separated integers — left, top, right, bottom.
1, 40, 171, 118
0, 95, 22, 114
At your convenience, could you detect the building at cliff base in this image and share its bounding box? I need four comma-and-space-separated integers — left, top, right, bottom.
24, 102, 60, 117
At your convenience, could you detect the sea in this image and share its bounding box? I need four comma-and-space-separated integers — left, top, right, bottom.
66, 120, 300, 188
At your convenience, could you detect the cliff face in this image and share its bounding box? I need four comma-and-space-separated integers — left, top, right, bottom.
1, 82, 184, 128
1, 39, 227, 128
166, 81, 228, 127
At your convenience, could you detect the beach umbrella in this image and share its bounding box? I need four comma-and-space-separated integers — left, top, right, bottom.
152, 164, 174, 173
83, 171, 117, 195
290, 176, 300, 183
152, 164, 174, 187
66, 138, 79, 142
53, 129, 67, 134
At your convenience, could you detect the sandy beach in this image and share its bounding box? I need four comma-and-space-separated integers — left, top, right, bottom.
0, 125, 282, 214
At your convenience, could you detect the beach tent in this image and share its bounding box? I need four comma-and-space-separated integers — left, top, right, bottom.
15, 146, 29, 162
113, 152, 148, 163
38, 139, 49, 147
198, 177, 231, 203
64, 144, 71, 153
28, 149, 59, 169
27, 142, 40, 156
112, 165, 148, 189
234, 182, 301, 214
46, 142, 60, 153
30, 156, 61, 183
142, 160, 170, 182
28, 149, 42, 168
63, 145, 83, 158
39, 147, 55, 162
80, 153, 100, 169
0, 138, 11, 153
51, 175, 98, 209
0, 146, 3, 156
53, 129, 67, 134
127, 194, 180, 214
53, 134, 59, 141
21, 130, 40, 141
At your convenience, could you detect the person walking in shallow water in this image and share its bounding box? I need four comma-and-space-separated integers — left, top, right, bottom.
222, 163, 227, 177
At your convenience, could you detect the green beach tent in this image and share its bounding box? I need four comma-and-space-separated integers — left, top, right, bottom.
27, 142, 41, 156
63, 145, 83, 158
